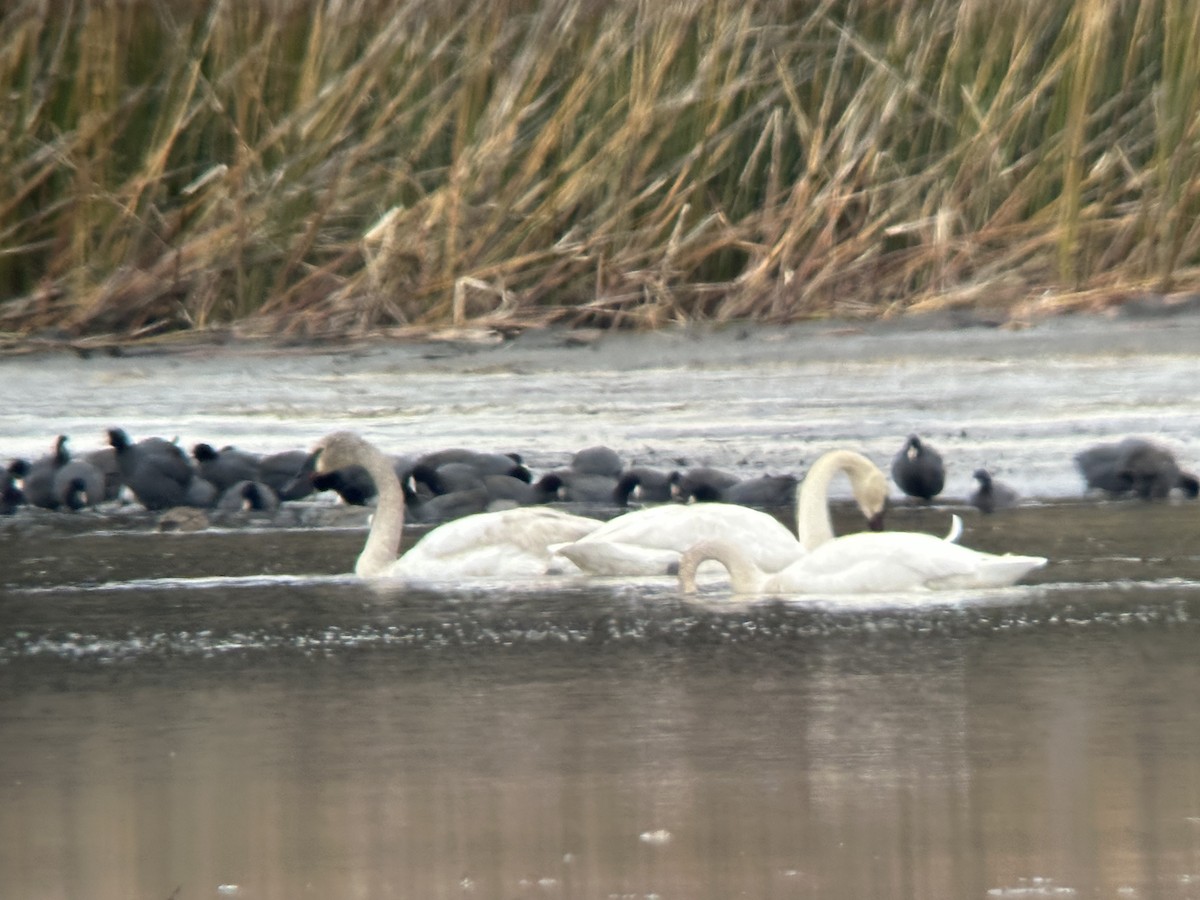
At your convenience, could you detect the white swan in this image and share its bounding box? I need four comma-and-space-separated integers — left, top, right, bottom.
311, 431, 603, 579
551, 449, 891, 576
678, 519, 1046, 595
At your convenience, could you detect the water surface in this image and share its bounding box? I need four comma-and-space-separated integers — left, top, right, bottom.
3, 316, 1200, 899
4, 501, 1200, 900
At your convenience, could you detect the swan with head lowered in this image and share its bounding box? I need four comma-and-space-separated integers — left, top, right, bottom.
550, 449, 894, 577
309, 431, 603, 579
678, 521, 1046, 595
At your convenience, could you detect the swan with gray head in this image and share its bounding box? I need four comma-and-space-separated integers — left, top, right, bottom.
309, 431, 603, 579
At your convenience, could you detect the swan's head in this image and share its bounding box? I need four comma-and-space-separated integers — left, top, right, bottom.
309, 431, 371, 475
852, 466, 889, 531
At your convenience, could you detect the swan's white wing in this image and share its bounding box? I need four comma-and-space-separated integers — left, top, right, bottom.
553, 540, 683, 576
393, 507, 603, 579
393, 543, 559, 578
772, 545, 963, 593
565, 504, 802, 575
782, 531, 1044, 592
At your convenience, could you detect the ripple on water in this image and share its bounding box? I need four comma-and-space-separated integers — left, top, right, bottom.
988, 877, 1078, 897
3, 574, 1199, 662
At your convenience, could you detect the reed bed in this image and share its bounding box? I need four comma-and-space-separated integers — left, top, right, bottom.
2, 0, 1199, 340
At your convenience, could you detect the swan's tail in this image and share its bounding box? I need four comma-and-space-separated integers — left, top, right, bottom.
937, 553, 1047, 589
944, 514, 963, 543
985, 554, 1047, 587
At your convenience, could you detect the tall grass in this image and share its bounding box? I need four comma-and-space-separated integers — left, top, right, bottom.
2, 0, 1199, 340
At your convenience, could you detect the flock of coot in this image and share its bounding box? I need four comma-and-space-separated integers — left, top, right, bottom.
3, 426, 1195, 526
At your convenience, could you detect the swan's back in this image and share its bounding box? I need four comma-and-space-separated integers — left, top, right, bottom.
558, 503, 803, 575
393, 507, 602, 578
787, 531, 1045, 592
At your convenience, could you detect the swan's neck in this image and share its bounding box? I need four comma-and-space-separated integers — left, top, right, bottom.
679, 538, 767, 594
796, 450, 874, 551
352, 444, 406, 578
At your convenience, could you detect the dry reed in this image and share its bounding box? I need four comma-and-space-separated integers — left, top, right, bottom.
1, 0, 1199, 341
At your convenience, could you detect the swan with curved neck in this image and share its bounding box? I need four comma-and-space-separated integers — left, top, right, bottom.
794, 449, 887, 551
310, 431, 602, 579
551, 449, 892, 577
678, 519, 1045, 595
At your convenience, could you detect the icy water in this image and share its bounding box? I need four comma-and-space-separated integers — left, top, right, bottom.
3, 314, 1200, 899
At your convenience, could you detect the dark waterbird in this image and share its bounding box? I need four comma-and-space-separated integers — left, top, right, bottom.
10, 435, 106, 511
2, 464, 25, 514
108, 428, 214, 510
613, 467, 676, 506
892, 434, 945, 501
670, 466, 740, 502
550, 468, 620, 502
299, 445, 416, 506
258, 449, 316, 501
405, 482, 494, 523
481, 472, 563, 506
411, 461, 487, 495
193, 443, 261, 493
538, 445, 627, 502
81, 446, 122, 501
569, 445, 624, 479
310, 465, 377, 505
1075, 437, 1199, 500
411, 461, 563, 508
690, 473, 799, 508
413, 448, 531, 482
217, 480, 281, 513
970, 468, 1019, 514
52, 454, 108, 510
9, 436, 67, 509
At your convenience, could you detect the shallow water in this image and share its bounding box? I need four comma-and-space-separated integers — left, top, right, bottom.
4, 500, 1200, 900
3, 315, 1200, 899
